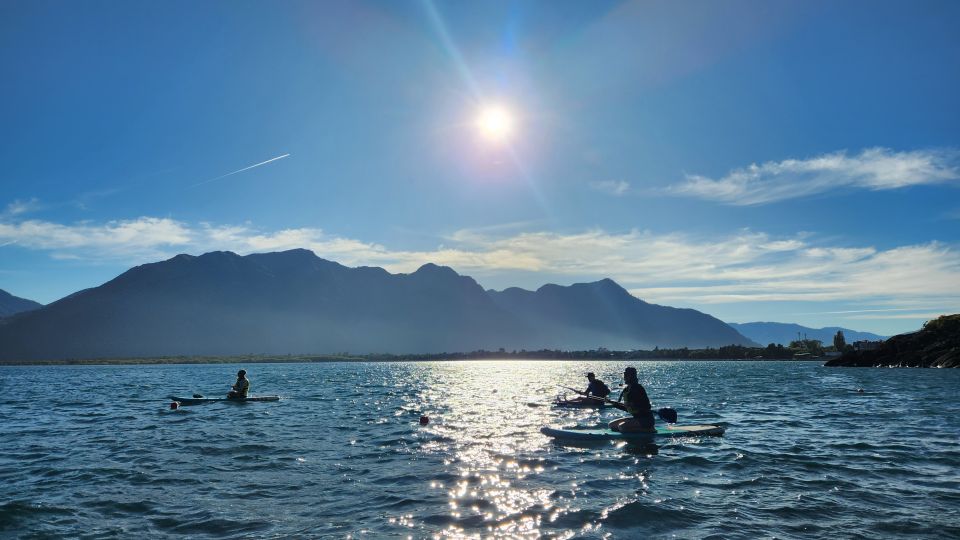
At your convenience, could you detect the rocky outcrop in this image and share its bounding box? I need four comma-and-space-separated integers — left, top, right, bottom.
824, 314, 960, 368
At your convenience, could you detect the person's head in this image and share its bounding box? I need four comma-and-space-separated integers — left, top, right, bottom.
237, 369, 247, 378
586, 372, 596, 381
623, 366, 638, 384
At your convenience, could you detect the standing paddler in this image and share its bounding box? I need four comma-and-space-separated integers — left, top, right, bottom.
227, 369, 250, 399
608, 366, 656, 433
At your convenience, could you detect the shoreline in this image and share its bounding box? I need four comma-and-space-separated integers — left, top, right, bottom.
0, 354, 828, 367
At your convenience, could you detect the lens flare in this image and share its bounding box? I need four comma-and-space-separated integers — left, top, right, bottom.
475, 106, 515, 143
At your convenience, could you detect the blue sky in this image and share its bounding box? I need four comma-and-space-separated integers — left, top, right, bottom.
2, 0, 959, 336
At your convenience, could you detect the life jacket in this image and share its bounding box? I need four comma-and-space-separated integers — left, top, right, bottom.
234, 378, 250, 397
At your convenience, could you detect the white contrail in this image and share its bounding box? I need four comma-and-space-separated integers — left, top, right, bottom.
191, 153, 290, 187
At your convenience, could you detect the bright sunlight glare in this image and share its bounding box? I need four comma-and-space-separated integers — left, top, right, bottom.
475, 105, 515, 143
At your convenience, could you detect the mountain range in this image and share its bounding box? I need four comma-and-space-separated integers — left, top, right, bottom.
0, 289, 42, 318
0, 249, 755, 361
728, 322, 886, 347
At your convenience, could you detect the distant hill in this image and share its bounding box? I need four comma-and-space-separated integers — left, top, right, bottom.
728, 322, 885, 346
0, 289, 43, 317
489, 279, 755, 350
0, 249, 754, 361
825, 314, 959, 368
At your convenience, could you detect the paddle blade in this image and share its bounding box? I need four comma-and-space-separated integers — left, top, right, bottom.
657, 407, 678, 423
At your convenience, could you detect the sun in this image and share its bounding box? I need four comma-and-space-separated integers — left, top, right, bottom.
475, 105, 515, 143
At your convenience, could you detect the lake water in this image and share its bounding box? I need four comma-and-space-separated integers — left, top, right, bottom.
1, 361, 958, 539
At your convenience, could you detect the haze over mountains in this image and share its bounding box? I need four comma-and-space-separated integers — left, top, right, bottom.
728, 322, 886, 347
0, 249, 755, 361
0, 289, 42, 318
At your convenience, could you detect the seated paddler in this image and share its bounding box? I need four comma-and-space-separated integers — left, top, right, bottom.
609, 366, 656, 433
227, 369, 250, 399
584, 372, 611, 399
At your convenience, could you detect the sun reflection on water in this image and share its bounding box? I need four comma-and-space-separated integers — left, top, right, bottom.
405, 361, 612, 538
373, 360, 687, 538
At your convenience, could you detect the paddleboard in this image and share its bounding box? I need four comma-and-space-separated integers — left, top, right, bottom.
540, 424, 725, 442
169, 395, 280, 405
553, 398, 609, 409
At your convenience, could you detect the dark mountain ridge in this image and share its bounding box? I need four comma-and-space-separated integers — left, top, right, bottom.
0, 289, 43, 317
0, 249, 754, 361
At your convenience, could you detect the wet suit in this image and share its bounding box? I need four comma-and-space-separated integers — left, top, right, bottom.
620, 382, 655, 429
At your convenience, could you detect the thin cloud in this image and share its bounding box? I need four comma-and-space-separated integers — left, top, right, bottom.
846, 312, 950, 321
191, 153, 291, 188
667, 147, 960, 205
3, 198, 42, 217
589, 180, 630, 196
72, 187, 123, 211
790, 307, 934, 315
0, 217, 192, 262
3, 216, 959, 316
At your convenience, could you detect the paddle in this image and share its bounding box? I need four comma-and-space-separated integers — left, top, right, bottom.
558, 385, 588, 396
657, 407, 678, 423
555, 384, 678, 422
558, 385, 610, 403
559, 387, 678, 423
597, 397, 678, 423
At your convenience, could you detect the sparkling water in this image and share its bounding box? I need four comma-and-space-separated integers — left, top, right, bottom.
1, 361, 958, 538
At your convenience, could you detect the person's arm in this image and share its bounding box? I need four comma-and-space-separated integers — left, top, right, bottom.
610, 390, 627, 411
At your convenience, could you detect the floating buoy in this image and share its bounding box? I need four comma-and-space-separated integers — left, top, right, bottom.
170, 401, 180, 410
419, 415, 429, 425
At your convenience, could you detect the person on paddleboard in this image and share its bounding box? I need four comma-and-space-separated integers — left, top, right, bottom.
584, 372, 611, 398
227, 369, 250, 399
609, 366, 656, 433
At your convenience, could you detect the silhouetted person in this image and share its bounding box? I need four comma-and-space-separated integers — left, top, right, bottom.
227, 369, 249, 399
609, 366, 655, 433
584, 372, 611, 398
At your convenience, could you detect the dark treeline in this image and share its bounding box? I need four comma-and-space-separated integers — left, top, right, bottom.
366, 343, 800, 361
4, 344, 811, 366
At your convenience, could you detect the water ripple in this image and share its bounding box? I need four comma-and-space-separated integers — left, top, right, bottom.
0, 361, 958, 538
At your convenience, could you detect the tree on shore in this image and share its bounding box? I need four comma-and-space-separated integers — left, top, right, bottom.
833, 330, 846, 351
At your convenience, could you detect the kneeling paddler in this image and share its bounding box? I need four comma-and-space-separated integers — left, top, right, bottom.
227, 369, 250, 399
609, 366, 656, 433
